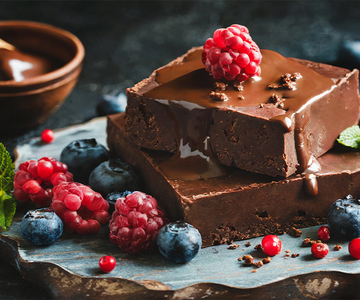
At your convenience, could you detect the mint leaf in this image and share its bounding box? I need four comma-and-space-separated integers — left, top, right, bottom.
0, 143, 16, 232
337, 125, 360, 149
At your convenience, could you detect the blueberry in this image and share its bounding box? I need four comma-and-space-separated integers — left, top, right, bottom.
60, 139, 109, 184
89, 158, 140, 197
327, 195, 360, 239
96, 91, 127, 116
21, 208, 63, 246
106, 190, 133, 213
157, 221, 202, 263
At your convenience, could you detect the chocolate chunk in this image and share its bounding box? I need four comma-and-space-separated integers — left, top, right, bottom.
288, 227, 303, 237
243, 255, 254, 265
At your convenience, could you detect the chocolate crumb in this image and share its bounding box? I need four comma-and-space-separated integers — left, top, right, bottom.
262, 257, 271, 264
253, 261, 263, 268
228, 244, 239, 250
238, 95, 245, 100
251, 270, 257, 273
302, 238, 317, 247
334, 245, 342, 251
291, 253, 300, 258
288, 227, 302, 237
268, 72, 301, 91
214, 81, 227, 91
238, 257, 242, 261
210, 91, 228, 101
245, 241, 251, 247
243, 255, 254, 265
254, 244, 262, 250
269, 94, 285, 109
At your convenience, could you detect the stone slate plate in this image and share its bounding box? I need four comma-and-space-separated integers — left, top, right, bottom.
1, 117, 360, 300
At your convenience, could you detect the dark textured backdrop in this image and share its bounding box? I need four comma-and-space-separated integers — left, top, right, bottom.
1, 1, 360, 299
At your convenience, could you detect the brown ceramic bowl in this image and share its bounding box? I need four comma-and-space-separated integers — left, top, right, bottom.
0, 20, 85, 131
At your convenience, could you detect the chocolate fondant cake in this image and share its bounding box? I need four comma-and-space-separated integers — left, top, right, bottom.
125, 47, 360, 178
108, 113, 360, 247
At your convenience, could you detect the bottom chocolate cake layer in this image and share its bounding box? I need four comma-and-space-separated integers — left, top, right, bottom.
107, 113, 360, 247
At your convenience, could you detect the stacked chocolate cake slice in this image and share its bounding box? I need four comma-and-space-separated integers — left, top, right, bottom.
107, 46, 360, 246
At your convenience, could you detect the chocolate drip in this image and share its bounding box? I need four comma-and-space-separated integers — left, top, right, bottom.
144, 49, 335, 181
158, 99, 229, 180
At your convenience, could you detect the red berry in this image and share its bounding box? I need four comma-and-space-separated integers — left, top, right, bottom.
41, 129, 54, 143
317, 226, 331, 242
109, 191, 169, 254
202, 24, 261, 82
13, 158, 73, 206
349, 238, 360, 259
37, 160, 54, 179
51, 182, 110, 234
99, 255, 116, 272
311, 243, 329, 258
262, 235, 282, 256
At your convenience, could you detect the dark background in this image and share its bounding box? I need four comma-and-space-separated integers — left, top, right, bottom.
1, 1, 360, 299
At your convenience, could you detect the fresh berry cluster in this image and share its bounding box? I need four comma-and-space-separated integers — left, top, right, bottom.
14, 157, 73, 206
109, 191, 169, 254
202, 24, 262, 82
51, 182, 110, 234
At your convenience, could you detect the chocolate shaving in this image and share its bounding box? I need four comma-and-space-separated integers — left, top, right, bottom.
291, 253, 300, 258
245, 241, 251, 247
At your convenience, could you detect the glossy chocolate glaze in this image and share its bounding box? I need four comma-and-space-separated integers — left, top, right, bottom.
0, 49, 57, 81
144, 49, 335, 185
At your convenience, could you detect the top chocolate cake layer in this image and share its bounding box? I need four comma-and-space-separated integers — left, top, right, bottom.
125, 47, 360, 178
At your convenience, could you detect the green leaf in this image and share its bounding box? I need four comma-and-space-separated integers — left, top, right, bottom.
0, 143, 14, 194
337, 125, 360, 149
0, 143, 16, 232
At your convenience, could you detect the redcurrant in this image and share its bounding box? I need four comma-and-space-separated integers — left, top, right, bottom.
41, 129, 54, 143
99, 255, 116, 273
261, 235, 282, 256
349, 238, 360, 259
317, 226, 331, 242
311, 243, 329, 258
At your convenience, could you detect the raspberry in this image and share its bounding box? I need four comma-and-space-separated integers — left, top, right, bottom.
51, 182, 110, 235
109, 191, 169, 254
202, 24, 261, 82
14, 157, 73, 206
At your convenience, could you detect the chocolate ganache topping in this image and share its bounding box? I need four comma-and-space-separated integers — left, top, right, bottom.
141, 48, 335, 188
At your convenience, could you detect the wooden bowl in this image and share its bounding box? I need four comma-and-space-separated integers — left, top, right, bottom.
0, 20, 85, 131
